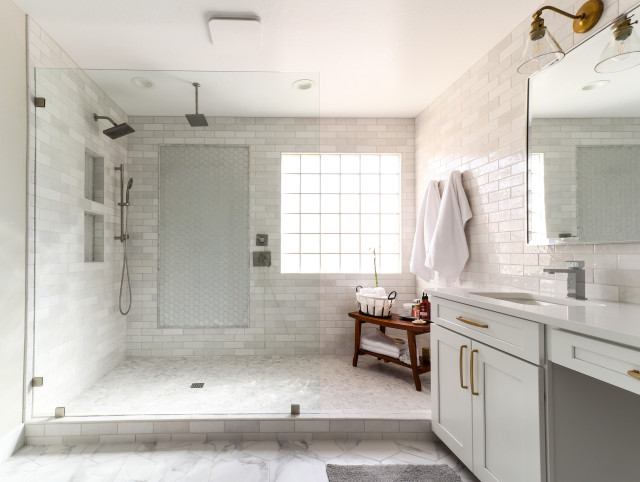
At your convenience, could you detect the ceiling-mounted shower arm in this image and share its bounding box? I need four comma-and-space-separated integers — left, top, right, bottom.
185, 83, 208, 127
193, 82, 201, 114
93, 113, 118, 127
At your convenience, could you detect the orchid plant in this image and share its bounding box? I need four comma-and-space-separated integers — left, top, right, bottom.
369, 247, 379, 287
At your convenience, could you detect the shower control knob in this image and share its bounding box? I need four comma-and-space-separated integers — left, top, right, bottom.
252, 251, 271, 267
256, 234, 268, 246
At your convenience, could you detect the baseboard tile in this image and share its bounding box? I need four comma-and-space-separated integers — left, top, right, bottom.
0, 424, 25, 462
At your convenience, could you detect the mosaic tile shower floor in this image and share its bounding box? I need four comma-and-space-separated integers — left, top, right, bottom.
64, 356, 431, 417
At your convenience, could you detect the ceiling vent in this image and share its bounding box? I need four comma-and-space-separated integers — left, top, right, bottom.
208, 16, 262, 52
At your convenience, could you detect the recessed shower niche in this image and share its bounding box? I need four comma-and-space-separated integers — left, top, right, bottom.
84, 148, 104, 204
84, 212, 104, 262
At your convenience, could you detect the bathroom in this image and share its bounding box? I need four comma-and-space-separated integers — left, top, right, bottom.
2, 0, 640, 481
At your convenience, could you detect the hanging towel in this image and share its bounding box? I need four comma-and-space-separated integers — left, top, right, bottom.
426, 170, 472, 281
410, 180, 441, 281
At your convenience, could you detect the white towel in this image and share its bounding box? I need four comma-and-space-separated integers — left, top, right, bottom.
362, 346, 406, 359
410, 180, 441, 281
426, 170, 472, 281
360, 334, 406, 357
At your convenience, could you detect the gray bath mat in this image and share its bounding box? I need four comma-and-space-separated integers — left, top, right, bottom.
326, 463, 461, 482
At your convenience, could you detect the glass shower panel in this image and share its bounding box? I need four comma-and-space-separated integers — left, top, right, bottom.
31, 67, 128, 418
158, 145, 250, 328
31, 68, 324, 418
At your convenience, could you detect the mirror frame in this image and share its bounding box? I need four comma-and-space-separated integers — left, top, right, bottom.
525, 7, 640, 246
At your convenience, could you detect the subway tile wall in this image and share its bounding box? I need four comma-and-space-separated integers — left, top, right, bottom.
25, 18, 128, 418
415, 0, 640, 304
125, 117, 416, 356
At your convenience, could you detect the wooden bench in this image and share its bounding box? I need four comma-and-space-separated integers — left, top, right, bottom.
348, 311, 431, 391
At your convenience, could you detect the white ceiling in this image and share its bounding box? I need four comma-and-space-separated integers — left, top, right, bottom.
530, 3, 640, 119
15, 0, 544, 117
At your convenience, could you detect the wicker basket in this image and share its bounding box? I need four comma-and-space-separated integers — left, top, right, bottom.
355, 286, 397, 318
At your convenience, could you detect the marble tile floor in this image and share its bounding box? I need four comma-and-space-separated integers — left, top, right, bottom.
62, 356, 431, 417
0, 439, 479, 481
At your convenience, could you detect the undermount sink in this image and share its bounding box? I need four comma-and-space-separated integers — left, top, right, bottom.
469, 292, 605, 307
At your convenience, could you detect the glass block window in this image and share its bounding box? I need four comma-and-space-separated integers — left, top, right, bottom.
281, 153, 402, 274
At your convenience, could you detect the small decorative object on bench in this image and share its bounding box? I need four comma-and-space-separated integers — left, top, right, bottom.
356, 286, 397, 318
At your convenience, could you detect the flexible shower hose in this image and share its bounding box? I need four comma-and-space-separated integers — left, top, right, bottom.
119, 206, 132, 315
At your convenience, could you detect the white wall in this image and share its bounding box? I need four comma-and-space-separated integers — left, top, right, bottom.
415, 0, 640, 303
0, 0, 27, 456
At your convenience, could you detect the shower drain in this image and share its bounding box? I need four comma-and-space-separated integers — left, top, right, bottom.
190, 383, 204, 388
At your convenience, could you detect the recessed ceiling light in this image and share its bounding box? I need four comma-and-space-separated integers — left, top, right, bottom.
292, 79, 314, 91
581, 80, 610, 90
131, 77, 155, 89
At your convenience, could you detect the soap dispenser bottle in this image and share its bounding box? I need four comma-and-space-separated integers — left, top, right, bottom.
418, 291, 431, 321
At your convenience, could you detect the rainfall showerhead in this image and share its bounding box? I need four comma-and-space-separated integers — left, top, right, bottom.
185, 82, 208, 127
93, 114, 135, 139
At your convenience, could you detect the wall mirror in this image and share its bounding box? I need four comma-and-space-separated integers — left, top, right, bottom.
527, 4, 640, 245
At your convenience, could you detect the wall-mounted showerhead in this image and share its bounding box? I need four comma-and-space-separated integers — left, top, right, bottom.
185, 82, 208, 127
93, 113, 135, 139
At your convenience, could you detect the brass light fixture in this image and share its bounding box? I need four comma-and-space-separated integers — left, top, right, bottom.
518, 0, 604, 75
595, 14, 640, 73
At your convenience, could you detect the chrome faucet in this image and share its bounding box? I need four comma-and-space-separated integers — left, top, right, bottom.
543, 261, 586, 300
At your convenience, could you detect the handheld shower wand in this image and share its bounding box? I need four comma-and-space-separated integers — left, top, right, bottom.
115, 165, 133, 315
126, 178, 133, 205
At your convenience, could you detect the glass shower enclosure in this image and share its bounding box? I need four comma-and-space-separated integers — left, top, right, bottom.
29, 67, 323, 419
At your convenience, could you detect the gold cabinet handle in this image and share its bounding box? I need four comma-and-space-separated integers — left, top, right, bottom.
459, 345, 468, 389
470, 349, 479, 396
627, 370, 640, 380
456, 316, 489, 329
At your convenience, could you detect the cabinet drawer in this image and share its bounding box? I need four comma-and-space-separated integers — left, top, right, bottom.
548, 329, 640, 396
432, 297, 543, 365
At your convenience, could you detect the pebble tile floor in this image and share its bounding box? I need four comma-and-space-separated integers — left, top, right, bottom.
63, 356, 431, 417
0, 439, 479, 481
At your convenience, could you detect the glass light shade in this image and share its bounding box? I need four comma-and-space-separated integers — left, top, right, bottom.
595, 27, 640, 73
518, 27, 565, 75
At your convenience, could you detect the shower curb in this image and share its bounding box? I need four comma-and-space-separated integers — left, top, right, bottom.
23, 415, 433, 445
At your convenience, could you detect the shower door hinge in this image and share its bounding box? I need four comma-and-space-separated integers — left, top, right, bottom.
32, 377, 43, 387
34, 97, 46, 108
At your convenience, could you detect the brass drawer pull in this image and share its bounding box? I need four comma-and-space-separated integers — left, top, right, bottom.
627, 370, 640, 380
456, 316, 489, 329
470, 349, 479, 396
459, 345, 468, 389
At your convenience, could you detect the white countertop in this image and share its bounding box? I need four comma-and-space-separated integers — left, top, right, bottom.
426, 287, 640, 350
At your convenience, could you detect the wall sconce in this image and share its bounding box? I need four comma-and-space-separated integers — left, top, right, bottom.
518, 0, 604, 75
595, 14, 640, 72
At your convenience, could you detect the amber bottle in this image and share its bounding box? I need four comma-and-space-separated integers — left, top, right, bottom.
418, 292, 431, 321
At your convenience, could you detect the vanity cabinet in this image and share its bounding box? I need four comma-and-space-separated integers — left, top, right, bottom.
548, 328, 640, 396
431, 298, 546, 482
